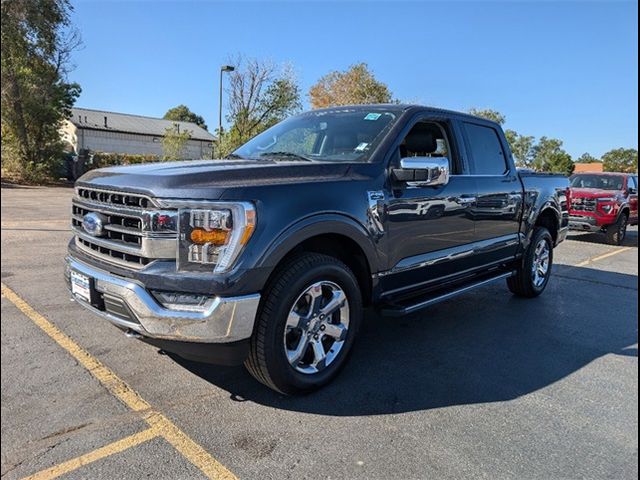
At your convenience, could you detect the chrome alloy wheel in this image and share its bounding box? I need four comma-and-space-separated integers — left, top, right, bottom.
283, 281, 350, 375
531, 238, 551, 288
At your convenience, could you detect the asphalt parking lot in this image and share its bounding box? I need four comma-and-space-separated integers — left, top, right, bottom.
1, 184, 637, 480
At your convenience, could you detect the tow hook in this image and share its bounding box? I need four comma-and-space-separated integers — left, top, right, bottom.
124, 329, 143, 339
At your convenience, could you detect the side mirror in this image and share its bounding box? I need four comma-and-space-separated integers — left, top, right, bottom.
392, 157, 450, 187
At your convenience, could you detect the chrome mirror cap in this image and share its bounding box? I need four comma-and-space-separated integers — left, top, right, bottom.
398, 157, 450, 187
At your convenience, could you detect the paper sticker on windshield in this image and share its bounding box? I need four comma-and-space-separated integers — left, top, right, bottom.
355, 142, 369, 152
364, 113, 381, 121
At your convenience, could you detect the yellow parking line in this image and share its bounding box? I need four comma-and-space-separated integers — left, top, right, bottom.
1, 283, 237, 480
146, 413, 236, 479
575, 247, 631, 267
22, 428, 158, 480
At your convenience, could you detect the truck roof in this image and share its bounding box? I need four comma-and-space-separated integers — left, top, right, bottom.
308, 104, 500, 125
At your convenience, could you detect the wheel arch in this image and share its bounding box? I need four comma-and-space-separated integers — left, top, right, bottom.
617, 204, 630, 220
256, 214, 380, 306
534, 206, 561, 244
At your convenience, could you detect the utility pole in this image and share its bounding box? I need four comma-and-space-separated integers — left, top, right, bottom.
218, 64, 235, 156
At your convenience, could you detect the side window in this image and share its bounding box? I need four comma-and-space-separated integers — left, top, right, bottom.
398, 121, 460, 174
463, 122, 508, 175
628, 176, 637, 191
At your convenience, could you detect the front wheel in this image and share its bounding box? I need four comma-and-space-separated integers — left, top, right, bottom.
605, 214, 628, 245
245, 253, 362, 395
507, 227, 553, 298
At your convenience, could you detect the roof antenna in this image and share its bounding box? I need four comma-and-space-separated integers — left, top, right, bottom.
104, 116, 108, 127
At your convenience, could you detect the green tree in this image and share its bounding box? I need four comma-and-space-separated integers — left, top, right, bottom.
163, 104, 207, 130
218, 56, 301, 157
1, 0, 81, 181
309, 63, 393, 108
468, 108, 506, 125
601, 148, 638, 173
576, 152, 600, 164
505, 129, 535, 168
162, 124, 191, 161
532, 137, 574, 175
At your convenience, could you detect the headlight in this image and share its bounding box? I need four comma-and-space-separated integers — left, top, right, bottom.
175, 202, 256, 273
596, 197, 617, 215
600, 204, 614, 213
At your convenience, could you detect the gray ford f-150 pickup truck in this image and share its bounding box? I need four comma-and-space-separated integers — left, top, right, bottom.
65, 105, 569, 394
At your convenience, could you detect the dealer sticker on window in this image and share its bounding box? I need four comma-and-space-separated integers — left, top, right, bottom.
364, 113, 382, 121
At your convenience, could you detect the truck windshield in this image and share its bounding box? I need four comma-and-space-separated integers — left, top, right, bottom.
570, 174, 624, 190
231, 108, 399, 163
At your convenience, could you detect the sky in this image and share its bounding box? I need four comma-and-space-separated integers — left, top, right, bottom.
69, 0, 638, 158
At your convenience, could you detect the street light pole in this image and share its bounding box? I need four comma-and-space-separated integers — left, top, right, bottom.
218, 65, 235, 145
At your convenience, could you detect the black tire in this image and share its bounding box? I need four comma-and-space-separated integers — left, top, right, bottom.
604, 214, 628, 246
507, 227, 553, 298
245, 253, 362, 395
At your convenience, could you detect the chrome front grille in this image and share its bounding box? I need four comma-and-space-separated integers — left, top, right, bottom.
76, 187, 154, 209
76, 237, 152, 268
571, 198, 597, 212
71, 187, 178, 269
72, 203, 142, 247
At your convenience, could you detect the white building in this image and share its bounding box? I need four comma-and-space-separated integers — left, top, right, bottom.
61, 107, 215, 159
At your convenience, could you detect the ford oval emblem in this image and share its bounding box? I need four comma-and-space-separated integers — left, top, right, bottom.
82, 212, 107, 237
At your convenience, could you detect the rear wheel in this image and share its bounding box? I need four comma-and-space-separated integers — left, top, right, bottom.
245, 253, 362, 395
507, 227, 553, 298
605, 214, 628, 245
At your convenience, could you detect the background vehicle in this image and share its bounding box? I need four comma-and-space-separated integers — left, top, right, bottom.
65, 105, 569, 394
568, 172, 638, 245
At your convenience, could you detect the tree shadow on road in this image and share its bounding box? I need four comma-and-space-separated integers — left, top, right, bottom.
170, 265, 638, 416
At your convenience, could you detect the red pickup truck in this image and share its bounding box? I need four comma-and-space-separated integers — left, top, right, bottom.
568, 172, 638, 245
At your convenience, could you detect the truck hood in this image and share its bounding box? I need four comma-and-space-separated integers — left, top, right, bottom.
77, 159, 352, 200
570, 187, 622, 199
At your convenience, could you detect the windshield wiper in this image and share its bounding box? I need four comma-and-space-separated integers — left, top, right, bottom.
259, 152, 315, 162
225, 153, 246, 160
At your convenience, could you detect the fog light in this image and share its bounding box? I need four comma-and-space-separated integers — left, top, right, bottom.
151, 291, 217, 313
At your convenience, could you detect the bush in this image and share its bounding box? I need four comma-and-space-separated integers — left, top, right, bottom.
1, 129, 67, 184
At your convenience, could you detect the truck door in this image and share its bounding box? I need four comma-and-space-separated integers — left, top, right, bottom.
379, 116, 478, 297
459, 120, 522, 266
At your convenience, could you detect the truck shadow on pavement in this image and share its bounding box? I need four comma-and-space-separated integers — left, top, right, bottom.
171, 265, 637, 416
567, 228, 638, 247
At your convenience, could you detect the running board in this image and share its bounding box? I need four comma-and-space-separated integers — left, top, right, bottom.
379, 271, 516, 317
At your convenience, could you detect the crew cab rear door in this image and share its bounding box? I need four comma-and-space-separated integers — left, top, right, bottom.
458, 120, 523, 266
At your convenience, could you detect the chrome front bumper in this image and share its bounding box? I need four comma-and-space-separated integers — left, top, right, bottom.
64, 256, 260, 343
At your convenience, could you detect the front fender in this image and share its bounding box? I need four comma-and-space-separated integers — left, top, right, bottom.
256, 213, 383, 273
617, 202, 631, 221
